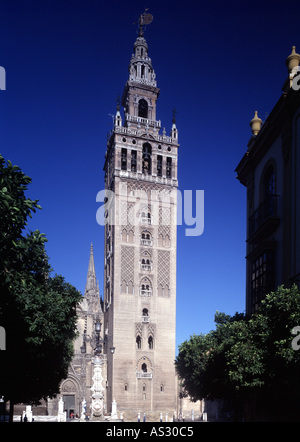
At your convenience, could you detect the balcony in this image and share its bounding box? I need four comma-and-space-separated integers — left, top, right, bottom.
140, 239, 152, 246
136, 372, 153, 379
126, 114, 161, 129
140, 289, 152, 297
141, 264, 152, 271
140, 216, 152, 225
248, 195, 280, 243
142, 315, 150, 323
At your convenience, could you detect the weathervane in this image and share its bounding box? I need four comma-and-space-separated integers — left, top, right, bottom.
135, 9, 153, 37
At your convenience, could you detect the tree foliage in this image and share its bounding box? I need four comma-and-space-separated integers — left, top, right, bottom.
0, 154, 82, 405
176, 286, 300, 419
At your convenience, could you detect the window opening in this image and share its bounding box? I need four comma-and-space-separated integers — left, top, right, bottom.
136, 335, 141, 349
121, 148, 127, 171
131, 150, 137, 172
138, 99, 148, 118
157, 155, 162, 177
166, 157, 172, 178
142, 143, 152, 174
148, 336, 154, 349
251, 250, 275, 311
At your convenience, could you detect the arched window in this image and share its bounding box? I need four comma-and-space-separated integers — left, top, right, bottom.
141, 251, 151, 270
148, 336, 154, 349
140, 206, 152, 225
158, 233, 164, 247
121, 228, 127, 242
128, 230, 134, 243
140, 277, 152, 297
141, 363, 147, 373
142, 308, 149, 322
138, 99, 148, 118
128, 281, 133, 295
121, 281, 127, 294
141, 230, 152, 245
136, 335, 141, 349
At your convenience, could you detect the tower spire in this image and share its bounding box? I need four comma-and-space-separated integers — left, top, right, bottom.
85, 243, 98, 296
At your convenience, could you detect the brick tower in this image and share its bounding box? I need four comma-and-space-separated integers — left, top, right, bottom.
103, 13, 179, 421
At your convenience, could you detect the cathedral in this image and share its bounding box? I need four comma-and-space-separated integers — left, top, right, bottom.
48, 13, 180, 421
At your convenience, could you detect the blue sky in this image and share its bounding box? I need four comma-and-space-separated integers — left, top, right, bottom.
1, 0, 299, 350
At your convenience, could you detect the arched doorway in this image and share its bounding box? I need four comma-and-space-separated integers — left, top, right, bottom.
61, 379, 79, 419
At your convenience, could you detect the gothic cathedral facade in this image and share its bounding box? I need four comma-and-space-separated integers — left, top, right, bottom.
103, 26, 179, 419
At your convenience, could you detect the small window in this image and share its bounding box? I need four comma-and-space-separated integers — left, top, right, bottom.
136, 335, 141, 349
124, 383, 128, 392
160, 384, 164, 392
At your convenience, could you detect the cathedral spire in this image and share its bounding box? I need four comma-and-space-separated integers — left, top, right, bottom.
85, 243, 98, 296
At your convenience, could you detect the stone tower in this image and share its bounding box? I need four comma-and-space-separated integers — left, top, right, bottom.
103, 15, 179, 421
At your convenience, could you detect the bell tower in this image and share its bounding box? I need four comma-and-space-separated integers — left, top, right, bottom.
103, 12, 179, 420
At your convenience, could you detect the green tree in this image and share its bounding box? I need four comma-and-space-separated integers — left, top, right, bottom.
175, 333, 214, 402
0, 155, 81, 417
176, 286, 300, 421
